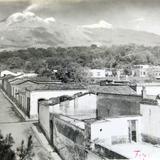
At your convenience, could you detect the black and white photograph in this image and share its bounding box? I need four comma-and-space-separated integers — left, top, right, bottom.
0, 0, 160, 159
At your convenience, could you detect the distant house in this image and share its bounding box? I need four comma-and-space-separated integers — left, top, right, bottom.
0, 70, 22, 77
89, 69, 106, 78
132, 65, 150, 78
105, 68, 113, 77
132, 64, 160, 79
136, 82, 160, 99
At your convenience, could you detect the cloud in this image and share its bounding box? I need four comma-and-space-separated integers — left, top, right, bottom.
0, 36, 4, 40
129, 17, 145, 31
25, 0, 85, 12
7, 11, 55, 25
7, 11, 35, 24
131, 17, 145, 22
44, 17, 56, 23
82, 20, 112, 29
25, 4, 39, 12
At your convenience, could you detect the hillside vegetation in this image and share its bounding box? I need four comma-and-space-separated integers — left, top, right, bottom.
0, 44, 160, 82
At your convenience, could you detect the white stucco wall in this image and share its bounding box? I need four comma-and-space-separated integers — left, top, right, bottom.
50, 94, 97, 116
30, 90, 88, 118
137, 84, 160, 95
12, 86, 19, 99
90, 69, 106, 78
39, 104, 50, 139
140, 103, 160, 139
75, 94, 97, 112
1, 70, 19, 77
91, 116, 141, 145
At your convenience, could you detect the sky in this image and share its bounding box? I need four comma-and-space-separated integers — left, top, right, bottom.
0, 0, 160, 34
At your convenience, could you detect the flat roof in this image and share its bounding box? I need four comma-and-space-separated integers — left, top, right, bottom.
89, 85, 138, 96
52, 114, 85, 130
26, 83, 87, 91
10, 79, 35, 85
68, 113, 96, 121
87, 115, 141, 124
137, 82, 160, 86
108, 143, 160, 160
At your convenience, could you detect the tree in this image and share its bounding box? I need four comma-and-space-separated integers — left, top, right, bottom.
56, 62, 91, 84
24, 61, 33, 71
0, 131, 15, 160
7, 57, 24, 69
16, 135, 34, 160
124, 66, 132, 76
0, 131, 34, 160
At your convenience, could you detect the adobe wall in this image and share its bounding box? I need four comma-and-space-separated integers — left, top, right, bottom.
51, 114, 86, 160
140, 103, 160, 145
97, 93, 142, 119
39, 103, 50, 140
50, 93, 96, 117
95, 144, 128, 159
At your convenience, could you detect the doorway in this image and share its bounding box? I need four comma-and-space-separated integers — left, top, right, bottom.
27, 97, 30, 118
128, 120, 137, 142
50, 120, 53, 145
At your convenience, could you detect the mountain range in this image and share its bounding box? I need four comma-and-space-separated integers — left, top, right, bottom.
0, 11, 160, 51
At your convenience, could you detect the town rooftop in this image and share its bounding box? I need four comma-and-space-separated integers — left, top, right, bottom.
25, 83, 87, 91
89, 85, 138, 95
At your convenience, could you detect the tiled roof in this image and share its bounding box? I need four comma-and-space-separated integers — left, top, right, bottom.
2, 75, 16, 80
8, 74, 24, 82
26, 83, 87, 91
10, 79, 35, 85
10, 77, 61, 85
89, 85, 137, 95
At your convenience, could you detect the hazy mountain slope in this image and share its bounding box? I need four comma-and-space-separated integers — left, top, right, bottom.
84, 28, 160, 46
0, 12, 160, 50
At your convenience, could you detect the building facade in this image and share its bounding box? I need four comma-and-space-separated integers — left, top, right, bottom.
89, 69, 106, 78
140, 98, 160, 144
132, 64, 160, 79
97, 93, 142, 119
38, 90, 143, 160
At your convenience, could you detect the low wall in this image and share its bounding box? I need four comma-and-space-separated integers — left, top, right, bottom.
95, 144, 128, 159
97, 94, 141, 119
51, 115, 86, 160
142, 134, 160, 145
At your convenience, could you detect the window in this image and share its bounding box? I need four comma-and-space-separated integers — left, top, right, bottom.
97, 72, 101, 76
149, 109, 151, 116
107, 109, 110, 116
